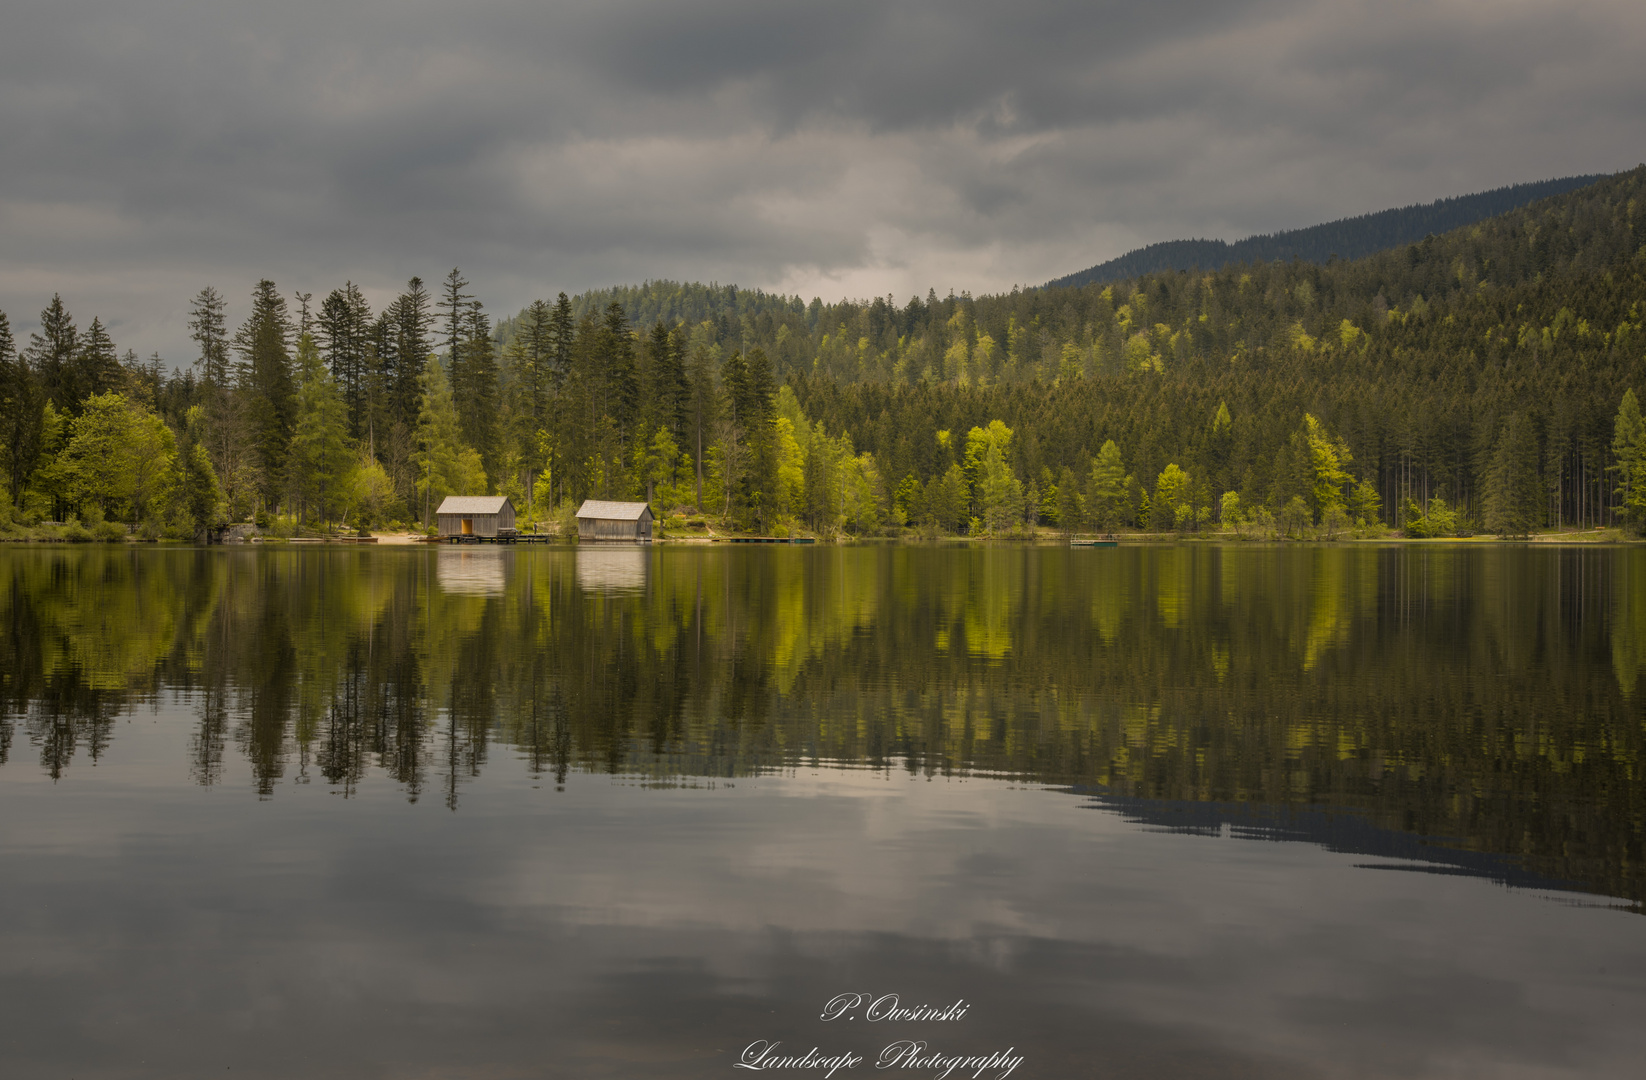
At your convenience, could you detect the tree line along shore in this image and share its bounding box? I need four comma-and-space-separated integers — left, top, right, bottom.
2, 167, 1645, 543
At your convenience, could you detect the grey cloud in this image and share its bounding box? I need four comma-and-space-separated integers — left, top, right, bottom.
0, 0, 1641, 358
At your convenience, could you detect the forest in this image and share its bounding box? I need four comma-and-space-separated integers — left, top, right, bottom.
2, 166, 1645, 540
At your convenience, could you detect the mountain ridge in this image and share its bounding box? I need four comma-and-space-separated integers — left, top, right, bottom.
1042, 174, 1609, 289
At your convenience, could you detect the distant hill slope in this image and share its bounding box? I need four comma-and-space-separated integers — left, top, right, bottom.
1043, 174, 1607, 289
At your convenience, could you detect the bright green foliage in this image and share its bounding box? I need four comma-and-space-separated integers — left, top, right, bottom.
893, 474, 922, 527
1219, 490, 1242, 527
1152, 463, 1190, 532
54, 392, 176, 525
1404, 497, 1459, 538
165, 405, 223, 538
344, 455, 395, 527
1087, 440, 1128, 530
1301, 413, 1355, 519
978, 436, 1024, 535
289, 334, 352, 523
1349, 479, 1383, 527
1278, 495, 1311, 537
962, 420, 1014, 516
416, 358, 487, 521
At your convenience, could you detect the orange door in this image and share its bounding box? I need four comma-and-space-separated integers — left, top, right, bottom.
462, 518, 473, 535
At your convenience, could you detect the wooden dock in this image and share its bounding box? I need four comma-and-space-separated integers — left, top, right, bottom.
443, 534, 557, 544
715, 536, 817, 544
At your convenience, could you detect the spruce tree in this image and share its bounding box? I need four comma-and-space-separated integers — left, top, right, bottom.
548, 292, 574, 391
452, 303, 500, 487
0, 308, 45, 509
288, 333, 352, 524
318, 281, 372, 442
28, 295, 80, 413
233, 280, 294, 509
1612, 389, 1646, 530
391, 277, 434, 434
1088, 440, 1128, 530
1483, 413, 1543, 537
441, 269, 472, 367
189, 287, 231, 388
76, 317, 122, 401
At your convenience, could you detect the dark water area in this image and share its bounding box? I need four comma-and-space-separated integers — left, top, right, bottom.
2, 544, 1645, 1078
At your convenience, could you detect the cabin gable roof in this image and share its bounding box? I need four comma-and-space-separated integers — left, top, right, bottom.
435, 496, 513, 515
575, 500, 653, 521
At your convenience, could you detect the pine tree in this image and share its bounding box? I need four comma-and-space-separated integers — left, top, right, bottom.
28, 295, 80, 413
441, 269, 472, 367
1056, 466, 1080, 535
1088, 440, 1128, 530
1612, 389, 1646, 530
189, 287, 231, 388
288, 333, 352, 524
168, 406, 224, 540
318, 282, 372, 442
452, 303, 500, 487
548, 292, 574, 391
521, 298, 554, 435
76, 317, 122, 401
391, 277, 434, 434
233, 280, 294, 509
416, 358, 486, 522
1482, 413, 1542, 537
0, 308, 45, 509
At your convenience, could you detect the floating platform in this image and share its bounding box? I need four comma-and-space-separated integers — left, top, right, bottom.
1070, 539, 1119, 547
716, 536, 817, 544
443, 534, 557, 544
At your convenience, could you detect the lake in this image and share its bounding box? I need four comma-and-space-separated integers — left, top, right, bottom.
2, 543, 1644, 1079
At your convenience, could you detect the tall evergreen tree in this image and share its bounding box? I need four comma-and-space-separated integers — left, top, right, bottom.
390, 277, 434, 434
1088, 440, 1129, 530
289, 333, 352, 523
416, 358, 486, 522
441, 269, 472, 366
521, 299, 554, 435
0, 309, 45, 509
1612, 390, 1646, 530
452, 303, 500, 487
548, 292, 575, 391
318, 281, 373, 442
1483, 413, 1543, 537
28, 295, 80, 413
604, 302, 638, 434
233, 280, 295, 508
76, 317, 122, 401
189, 286, 231, 389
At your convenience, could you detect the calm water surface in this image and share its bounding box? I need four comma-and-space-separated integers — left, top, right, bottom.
2, 544, 1644, 1079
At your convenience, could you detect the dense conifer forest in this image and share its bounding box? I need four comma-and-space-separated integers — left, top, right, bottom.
2, 166, 1645, 540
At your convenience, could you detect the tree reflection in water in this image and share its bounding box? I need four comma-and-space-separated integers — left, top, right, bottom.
1, 543, 1642, 905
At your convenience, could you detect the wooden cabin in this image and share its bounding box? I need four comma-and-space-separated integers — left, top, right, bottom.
435, 495, 516, 538
575, 500, 654, 542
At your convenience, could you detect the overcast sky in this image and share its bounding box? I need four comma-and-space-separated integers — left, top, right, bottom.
2, 0, 1643, 362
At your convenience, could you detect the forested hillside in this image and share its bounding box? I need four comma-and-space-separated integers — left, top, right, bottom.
1, 167, 1644, 540
1044, 174, 1605, 288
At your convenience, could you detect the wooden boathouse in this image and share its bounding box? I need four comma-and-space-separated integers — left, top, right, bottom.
575, 500, 654, 542
435, 495, 517, 539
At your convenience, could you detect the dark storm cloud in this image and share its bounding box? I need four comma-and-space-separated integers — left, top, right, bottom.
0, 0, 1641, 358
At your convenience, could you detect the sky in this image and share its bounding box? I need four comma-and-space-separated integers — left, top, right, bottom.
2, 0, 1643, 363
